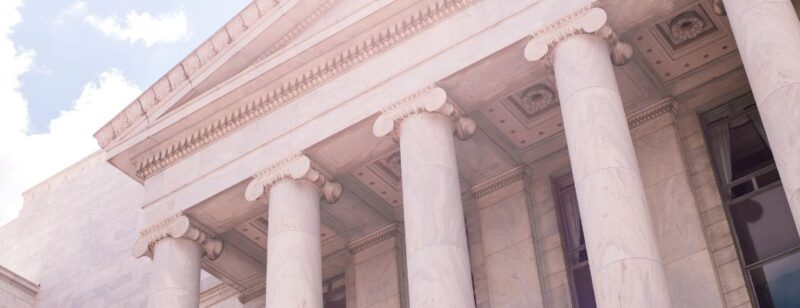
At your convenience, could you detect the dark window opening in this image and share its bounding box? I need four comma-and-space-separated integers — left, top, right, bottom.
553, 175, 596, 308
702, 96, 800, 308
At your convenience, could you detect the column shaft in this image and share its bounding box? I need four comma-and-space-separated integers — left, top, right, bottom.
724, 0, 800, 234
265, 179, 323, 308
553, 34, 672, 307
399, 112, 475, 308
149, 238, 202, 308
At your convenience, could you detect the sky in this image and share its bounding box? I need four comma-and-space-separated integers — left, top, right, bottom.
0, 0, 250, 226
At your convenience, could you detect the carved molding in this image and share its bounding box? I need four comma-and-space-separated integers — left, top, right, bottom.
132, 0, 480, 179
626, 98, 677, 129
471, 167, 524, 199
244, 154, 343, 203
524, 6, 633, 66
347, 224, 404, 254
133, 214, 224, 260
252, 0, 340, 65
237, 281, 266, 304
95, 0, 291, 149
373, 87, 477, 141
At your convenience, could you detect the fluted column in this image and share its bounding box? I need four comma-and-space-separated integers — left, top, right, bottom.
373, 87, 477, 308
245, 155, 342, 308
716, 0, 800, 235
525, 7, 672, 308
133, 214, 224, 308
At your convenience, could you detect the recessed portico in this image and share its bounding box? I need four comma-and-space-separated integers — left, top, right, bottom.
85, 0, 800, 307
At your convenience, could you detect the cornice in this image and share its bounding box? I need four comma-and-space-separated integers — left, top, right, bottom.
524, 5, 633, 66
95, 0, 289, 149
252, 0, 339, 65
237, 281, 266, 304
133, 0, 480, 180
627, 98, 677, 129
373, 87, 476, 141
471, 167, 525, 199
0, 265, 38, 296
244, 154, 343, 203
133, 214, 224, 260
347, 224, 403, 254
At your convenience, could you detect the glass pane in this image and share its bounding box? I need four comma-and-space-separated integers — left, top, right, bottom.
756, 169, 781, 188
750, 252, 800, 308
570, 248, 589, 265
560, 186, 586, 252
324, 288, 346, 308
731, 180, 755, 199
729, 117, 774, 181
573, 265, 597, 308
729, 186, 800, 264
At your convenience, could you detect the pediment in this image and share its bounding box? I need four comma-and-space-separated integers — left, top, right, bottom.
93, 0, 340, 150
95, 0, 474, 183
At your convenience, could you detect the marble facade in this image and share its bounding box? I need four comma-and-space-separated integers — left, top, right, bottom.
2, 0, 800, 307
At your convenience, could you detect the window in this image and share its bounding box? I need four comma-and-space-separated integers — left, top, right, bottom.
323, 277, 346, 308
553, 174, 596, 308
702, 96, 800, 308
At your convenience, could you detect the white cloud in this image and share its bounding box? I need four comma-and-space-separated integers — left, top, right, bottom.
0, 0, 140, 225
84, 7, 189, 47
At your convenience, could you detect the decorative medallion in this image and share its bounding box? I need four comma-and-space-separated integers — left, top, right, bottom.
510, 84, 558, 119
656, 5, 717, 50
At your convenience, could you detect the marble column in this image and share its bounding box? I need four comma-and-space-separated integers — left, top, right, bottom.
720, 0, 800, 235
525, 8, 672, 308
133, 214, 224, 308
244, 155, 342, 308
373, 87, 477, 308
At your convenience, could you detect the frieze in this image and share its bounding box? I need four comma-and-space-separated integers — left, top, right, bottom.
237, 281, 266, 304
347, 224, 404, 254
134, 0, 481, 179
627, 98, 677, 129
471, 167, 524, 199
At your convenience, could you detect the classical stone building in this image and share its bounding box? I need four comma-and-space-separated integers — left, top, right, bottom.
2, 0, 800, 307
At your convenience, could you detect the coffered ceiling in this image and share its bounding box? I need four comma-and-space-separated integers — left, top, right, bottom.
186, 0, 754, 292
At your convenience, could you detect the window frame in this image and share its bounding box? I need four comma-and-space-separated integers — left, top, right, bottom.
700, 94, 800, 308
551, 173, 595, 308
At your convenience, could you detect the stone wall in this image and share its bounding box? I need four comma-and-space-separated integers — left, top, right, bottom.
0, 152, 151, 308
673, 70, 755, 308
472, 168, 545, 308
631, 102, 724, 308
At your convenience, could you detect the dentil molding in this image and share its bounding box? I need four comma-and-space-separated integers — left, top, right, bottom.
346, 224, 404, 254
373, 87, 476, 141
132, 0, 481, 180
244, 154, 343, 203
524, 6, 633, 66
237, 281, 266, 304
133, 214, 223, 260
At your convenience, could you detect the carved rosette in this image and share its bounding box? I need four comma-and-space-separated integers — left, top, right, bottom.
133, 214, 224, 260
372, 87, 476, 141
244, 154, 343, 203
524, 6, 633, 66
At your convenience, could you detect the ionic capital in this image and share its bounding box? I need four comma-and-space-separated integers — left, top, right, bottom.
133, 214, 223, 260
373, 87, 476, 141
244, 154, 343, 203
524, 6, 633, 66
